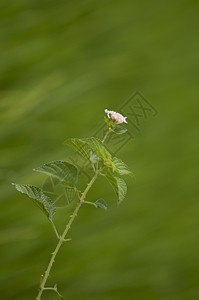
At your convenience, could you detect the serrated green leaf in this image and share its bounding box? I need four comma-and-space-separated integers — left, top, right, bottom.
80, 137, 112, 165
64, 138, 98, 165
12, 183, 56, 221
105, 171, 127, 204
113, 125, 127, 135
89, 149, 101, 164
64, 137, 112, 167
112, 157, 134, 177
95, 198, 107, 211
33, 160, 78, 187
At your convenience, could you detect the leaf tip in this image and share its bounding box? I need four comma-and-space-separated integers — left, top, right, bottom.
95, 198, 107, 211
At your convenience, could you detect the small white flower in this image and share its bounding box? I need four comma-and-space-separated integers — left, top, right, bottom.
105, 109, 128, 124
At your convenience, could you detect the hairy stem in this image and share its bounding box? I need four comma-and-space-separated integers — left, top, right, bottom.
36, 172, 98, 300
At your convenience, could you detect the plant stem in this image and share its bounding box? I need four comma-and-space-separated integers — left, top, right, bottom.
102, 129, 111, 143
43, 287, 64, 299
50, 221, 60, 239
83, 200, 97, 208
36, 172, 98, 300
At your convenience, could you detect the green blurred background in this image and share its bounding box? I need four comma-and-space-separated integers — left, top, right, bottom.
1, 0, 199, 299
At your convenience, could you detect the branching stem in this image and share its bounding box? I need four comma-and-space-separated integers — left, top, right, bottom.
36, 172, 99, 300
43, 287, 64, 299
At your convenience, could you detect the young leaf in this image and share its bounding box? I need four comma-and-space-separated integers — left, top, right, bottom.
113, 125, 127, 135
12, 183, 56, 221
64, 137, 112, 166
112, 157, 134, 177
95, 198, 107, 211
105, 171, 127, 204
104, 117, 112, 127
64, 138, 98, 165
104, 117, 117, 129
80, 137, 112, 165
33, 160, 78, 187
89, 149, 101, 165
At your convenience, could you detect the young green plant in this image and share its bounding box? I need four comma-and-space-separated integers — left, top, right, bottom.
12, 109, 133, 300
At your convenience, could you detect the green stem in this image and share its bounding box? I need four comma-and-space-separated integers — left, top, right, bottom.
102, 129, 111, 143
36, 172, 98, 300
43, 287, 64, 299
50, 221, 60, 239
83, 200, 97, 208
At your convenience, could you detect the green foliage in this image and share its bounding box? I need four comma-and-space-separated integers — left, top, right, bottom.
104, 117, 117, 128
95, 198, 107, 211
65, 137, 112, 167
80, 137, 112, 164
112, 157, 134, 177
64, 138, 99, 165
11, 108, 132, 300
112, 125, 127, 135
65, 138, 132, 205
105, 171, 127, 204
12, 139, 132, 223
104, 117, 127, 135
12, 183, 56, 221
33, 160, 78, 187
65, 138, 133, 182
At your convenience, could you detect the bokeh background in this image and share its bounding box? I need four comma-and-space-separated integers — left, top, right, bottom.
0, 1, 199, 299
